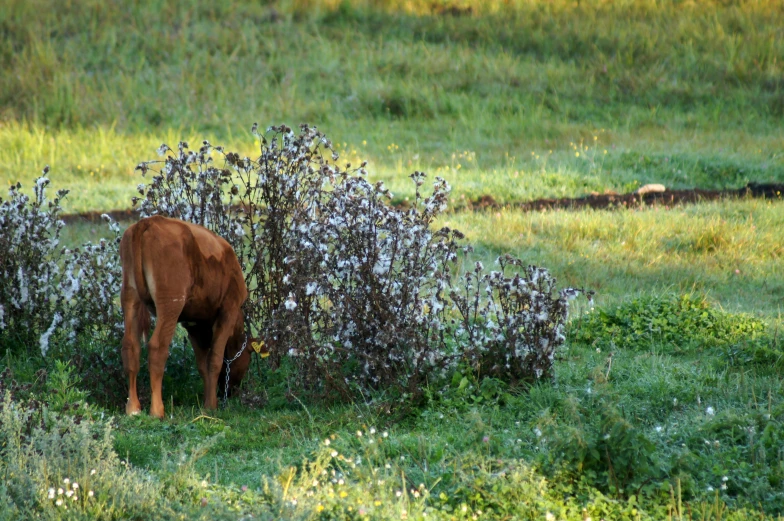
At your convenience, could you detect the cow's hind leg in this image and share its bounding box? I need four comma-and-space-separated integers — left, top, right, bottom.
147, 300, 185, 419
121, 289, 147, 416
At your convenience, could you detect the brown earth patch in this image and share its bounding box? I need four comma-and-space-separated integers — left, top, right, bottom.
61, 182, 784, 224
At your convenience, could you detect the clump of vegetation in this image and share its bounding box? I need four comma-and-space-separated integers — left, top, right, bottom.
572, 294, 766, 352
0, 172, 123, 356
0, 365, 179, 520
134, 124, 585, 402
452, 255, 589, 384
0, 169, 69, 348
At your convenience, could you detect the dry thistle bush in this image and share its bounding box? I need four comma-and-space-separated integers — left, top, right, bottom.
0, 170, 124, 357
282, 171, 464, 400
56, 216, 124, 346
0, 169, 68, 349
450, 255, 591, 384
135, 123, 587, 403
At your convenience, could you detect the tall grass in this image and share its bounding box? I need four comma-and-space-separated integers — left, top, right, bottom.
1, 0, 783, 210
2, 0, 783, 129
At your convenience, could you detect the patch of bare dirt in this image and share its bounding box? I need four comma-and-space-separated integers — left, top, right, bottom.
61, 183, 784, 224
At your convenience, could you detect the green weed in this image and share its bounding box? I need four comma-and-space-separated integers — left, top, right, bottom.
573, 294, 766, 352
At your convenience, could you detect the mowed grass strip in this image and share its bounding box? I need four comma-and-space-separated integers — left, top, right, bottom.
3, 123, 782, 213
440, 198, 784, 315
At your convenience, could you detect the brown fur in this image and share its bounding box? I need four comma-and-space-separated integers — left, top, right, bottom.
120, 216, 252, 418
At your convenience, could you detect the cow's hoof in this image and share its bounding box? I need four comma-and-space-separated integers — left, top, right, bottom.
126, 402, 142, 416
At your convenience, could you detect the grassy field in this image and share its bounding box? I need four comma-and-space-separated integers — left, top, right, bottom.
3, 0, 784, 519
2, 0, 784, 210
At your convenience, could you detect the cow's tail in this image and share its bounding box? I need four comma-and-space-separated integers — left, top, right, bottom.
130, 219, 152, 304
120, 219, 153, 342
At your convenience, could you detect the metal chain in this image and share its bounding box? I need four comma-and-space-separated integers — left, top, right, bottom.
222, 335, 248, 406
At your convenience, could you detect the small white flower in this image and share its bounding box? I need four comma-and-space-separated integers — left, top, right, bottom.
324, 438, 330, 446
90, 469, 96, 476
55, 499, 63, 506
331, 451, 338, 457
655, 426, 663, 432
722, 476, 729, 482
284, 293, 297, 310
48, 488, 55, 499
72, 483, 79, 490
88, 490, 94, 498
57, 488, 63, 495
706, 406, 715, 416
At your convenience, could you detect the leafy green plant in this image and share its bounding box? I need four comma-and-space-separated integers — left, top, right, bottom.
572, 294, 765, 352
45, 360, 89, 413
435, 365, 512, 410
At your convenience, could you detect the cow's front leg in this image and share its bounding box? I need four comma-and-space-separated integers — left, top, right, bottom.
186, 326, 211, 385
203, 311, 237, 410
147, 300, 184, 419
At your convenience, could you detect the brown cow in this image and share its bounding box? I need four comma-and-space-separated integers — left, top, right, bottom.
120, 215, 255, 418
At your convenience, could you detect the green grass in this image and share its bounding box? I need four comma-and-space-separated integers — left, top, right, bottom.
4, 0, 784, 518
62, 197, 784, 316
2, 0, 784, 211
4, 325, 784, 519
440, 198, 784, 315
